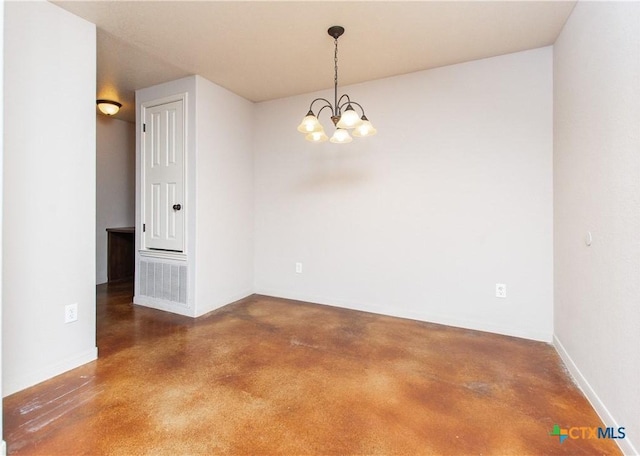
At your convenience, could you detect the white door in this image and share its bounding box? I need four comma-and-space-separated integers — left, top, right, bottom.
143, 99, 185, 252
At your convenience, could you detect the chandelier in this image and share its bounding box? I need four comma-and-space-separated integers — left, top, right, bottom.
297, 26, 377, 144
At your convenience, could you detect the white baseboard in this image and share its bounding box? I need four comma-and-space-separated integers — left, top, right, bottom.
553, 335, 637, 455
254, 287, 552, 342
133, 294, 195, 317
134, 289, 253, 318
1, 439, 6, 456
194, 289, 254, 317
3, 347, 97, 397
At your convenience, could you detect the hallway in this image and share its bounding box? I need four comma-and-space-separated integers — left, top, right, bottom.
3, 282, 620, 455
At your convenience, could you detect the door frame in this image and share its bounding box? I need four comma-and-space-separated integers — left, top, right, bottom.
139, 93, 188, 260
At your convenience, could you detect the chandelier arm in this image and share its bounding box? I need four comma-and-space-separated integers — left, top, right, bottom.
316, 104, 334, 120
308, 98, 335, 116
336, 94, 352, 113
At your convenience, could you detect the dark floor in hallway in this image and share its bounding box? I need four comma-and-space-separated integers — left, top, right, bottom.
3, 281, 620, 455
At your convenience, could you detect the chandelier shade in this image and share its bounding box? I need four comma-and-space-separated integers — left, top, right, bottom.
335, 105, 362, 129
330, 128, 352, 144
297, 111, 323, 133
297, 26, 376, 144
352, 115, 377, 138
306, 130, 329, 143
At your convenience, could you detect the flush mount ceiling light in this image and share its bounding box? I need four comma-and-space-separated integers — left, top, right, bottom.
297, 26, 377, 144
96, 99, 122, 116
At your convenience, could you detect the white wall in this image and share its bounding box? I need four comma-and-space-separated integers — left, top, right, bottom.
96, 116, 135, 284
254, 47, 554, 342
194, 76, 254, 316
553, 3, 640, 455
0, 0, 5, 449
3, 0, 97, 396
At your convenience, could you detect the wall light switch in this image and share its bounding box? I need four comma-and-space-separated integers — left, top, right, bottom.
295, 262, 302, 274
496, 284, 506, 298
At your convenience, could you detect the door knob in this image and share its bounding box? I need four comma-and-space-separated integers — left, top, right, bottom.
172, 204, 182, 211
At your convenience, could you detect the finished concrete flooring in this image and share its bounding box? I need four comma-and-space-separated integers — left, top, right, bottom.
4, 281, 620, 455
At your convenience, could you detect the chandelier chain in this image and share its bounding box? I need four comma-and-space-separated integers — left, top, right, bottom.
334, 37, 339, 113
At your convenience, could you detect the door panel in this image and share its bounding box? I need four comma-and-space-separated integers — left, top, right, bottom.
143, 99, 185, 252
151, 183, 161, 239
167, 182, 178, 240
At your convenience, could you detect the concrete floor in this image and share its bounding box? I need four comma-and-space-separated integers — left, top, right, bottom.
4, 281, 621, 455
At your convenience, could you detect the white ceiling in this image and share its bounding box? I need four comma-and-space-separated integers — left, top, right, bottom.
52, 1, 576, 122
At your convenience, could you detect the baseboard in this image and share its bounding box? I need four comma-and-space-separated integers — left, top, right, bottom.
133, 294, 195, 317
1, 439, 6, 456
194, 289, 254, 317
3, 347, 98, 397
254, 287, 552, 342
135, 289, 254, 318
553, 335, 637, 455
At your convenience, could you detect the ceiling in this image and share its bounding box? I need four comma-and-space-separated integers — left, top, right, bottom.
52, 1, 577, 123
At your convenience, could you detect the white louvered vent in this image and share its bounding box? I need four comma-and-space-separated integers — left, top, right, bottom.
139, 260, 187, 305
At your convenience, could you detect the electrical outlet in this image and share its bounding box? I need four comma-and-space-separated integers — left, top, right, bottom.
65, 303, 78, 323
496, 284, 507, 298
295, 262, 303, 274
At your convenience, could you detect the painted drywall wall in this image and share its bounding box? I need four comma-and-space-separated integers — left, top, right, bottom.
194, 76, 254, 316
254, 47, 553, 342
553, 3, 640, 454
96, 116, 136, 285
0, 0, 5, 449
3, 0, 97, 396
